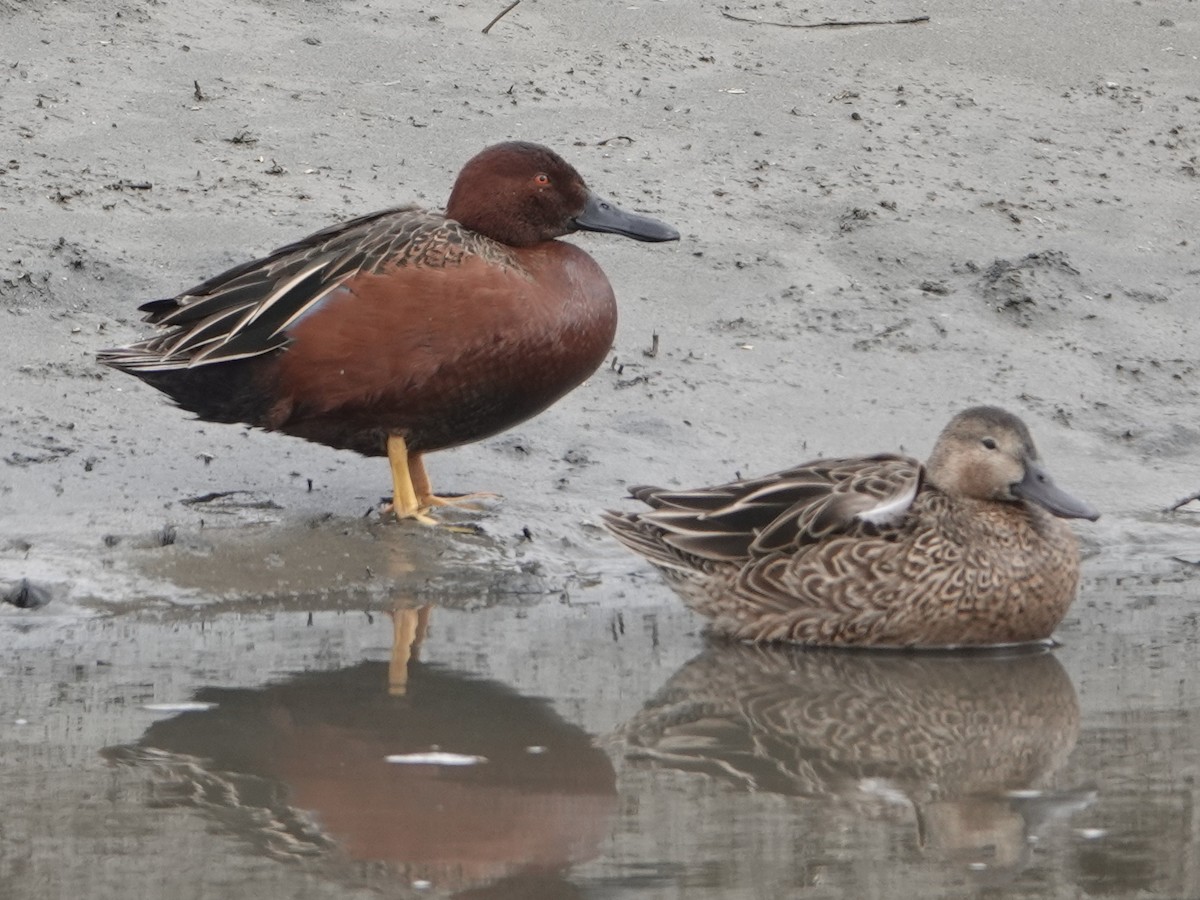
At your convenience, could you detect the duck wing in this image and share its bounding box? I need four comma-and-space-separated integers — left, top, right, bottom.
612, 454, 924, 564
99, 206, 499, 372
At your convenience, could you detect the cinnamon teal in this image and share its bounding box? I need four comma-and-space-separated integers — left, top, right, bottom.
603, 407, 1099, 648
99, 141, 679, 522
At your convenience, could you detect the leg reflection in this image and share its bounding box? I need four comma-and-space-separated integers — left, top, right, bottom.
388, 604, 432, 695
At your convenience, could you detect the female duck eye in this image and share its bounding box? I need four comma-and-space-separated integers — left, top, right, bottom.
981, 437, 998, 450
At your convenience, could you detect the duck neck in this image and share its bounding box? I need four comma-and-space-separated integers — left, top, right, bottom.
446, 190, 567, 248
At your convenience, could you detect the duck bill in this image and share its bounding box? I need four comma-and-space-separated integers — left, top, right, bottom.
1013, 461, 1100, 521
573, 192, 680, 243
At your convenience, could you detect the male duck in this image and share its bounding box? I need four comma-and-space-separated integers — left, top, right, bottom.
603, 407, 1100, 648
99, 141, 679, 522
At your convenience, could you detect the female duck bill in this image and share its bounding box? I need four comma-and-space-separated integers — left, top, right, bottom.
1012, 460, 1100, 521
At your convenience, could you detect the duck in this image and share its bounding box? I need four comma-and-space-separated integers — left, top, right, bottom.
98, 141, 679, 522
622, 643, 1089, 872
602, 406, 1100, 648
104, 657, 617, 887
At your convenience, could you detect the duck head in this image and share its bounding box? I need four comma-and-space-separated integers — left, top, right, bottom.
926, 406, 1100, 521
445, 141, 680, 247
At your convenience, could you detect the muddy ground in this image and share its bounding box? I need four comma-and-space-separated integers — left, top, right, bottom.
3, 0, 1200, 897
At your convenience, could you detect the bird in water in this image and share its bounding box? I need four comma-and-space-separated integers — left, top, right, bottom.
603, 406, 1100, 648
99, 141, 679, 522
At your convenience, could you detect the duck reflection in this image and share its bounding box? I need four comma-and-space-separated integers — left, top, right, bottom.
623, 643, 1092, 877
104, 604, 616, 896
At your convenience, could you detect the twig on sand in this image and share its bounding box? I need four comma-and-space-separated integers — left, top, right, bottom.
180, 490, 281, 510
721, 10, 930, 29
1166, 490, 1200, 512
482, 0, 520, 34
181, 490, 249, 505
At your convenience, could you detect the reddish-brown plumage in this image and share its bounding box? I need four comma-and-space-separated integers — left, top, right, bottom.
268, 243, 616, 456
98, 141, 678, 515
106, 658, 618, 888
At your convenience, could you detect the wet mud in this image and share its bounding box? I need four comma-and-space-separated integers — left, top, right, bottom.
3, 0, 1200, 897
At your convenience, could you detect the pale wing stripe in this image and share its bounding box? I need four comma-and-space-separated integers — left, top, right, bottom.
239, 259, 331, 329
648, 503, 778, 536
854, 478, 918, 526
184, 304, 271, 365
110, 357, 193, 372
173, 334, 228, 355
196, 350, 292, 367
268, 272, 357, 338
186, 259, 336, 365
732, 477, 826, 509
187, 345, 284, 368
160, 304, 255, 357
188, 329, 256, 365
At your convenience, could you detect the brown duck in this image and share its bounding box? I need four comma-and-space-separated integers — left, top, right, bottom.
98, 141, 679, 522
603, 406, 1100, 648
622, 643, 1089, 872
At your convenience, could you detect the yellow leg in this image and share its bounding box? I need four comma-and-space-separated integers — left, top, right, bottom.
388, 604, 431, 696
408, 452, 499, 510
384, 435, 437, 524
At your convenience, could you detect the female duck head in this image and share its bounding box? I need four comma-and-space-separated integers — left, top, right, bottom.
925, 405, 1099, 521
445, 141, 680, 247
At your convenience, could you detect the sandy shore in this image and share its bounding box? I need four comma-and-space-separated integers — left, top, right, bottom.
3, 0, 1200, 894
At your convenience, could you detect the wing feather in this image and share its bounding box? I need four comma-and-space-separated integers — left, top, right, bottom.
102, 205, 508, 374
610, 454, 924, 567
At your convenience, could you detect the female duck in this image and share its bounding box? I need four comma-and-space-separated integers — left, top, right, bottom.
99, 141, 679, 522
603, 407, 1100, 648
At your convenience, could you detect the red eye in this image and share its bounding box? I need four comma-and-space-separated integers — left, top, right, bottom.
534, 173, 550, 186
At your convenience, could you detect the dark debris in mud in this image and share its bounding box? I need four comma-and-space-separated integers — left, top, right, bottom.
3, 578, 53, 609
1167, 490, 1200, 513
974, 250, 1087, 325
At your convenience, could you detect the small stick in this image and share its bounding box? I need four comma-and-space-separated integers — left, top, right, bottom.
181, 490, 249, 505
482, 0, 520, 34
721, 10, 930, 29
1166, 490, 1200, 512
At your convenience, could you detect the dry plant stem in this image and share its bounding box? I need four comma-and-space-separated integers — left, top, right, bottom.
1166, 490, 1200, 512
721, 10, 930, 28
482, 0, 520, 34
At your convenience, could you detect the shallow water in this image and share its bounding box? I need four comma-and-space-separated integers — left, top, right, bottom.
4, 519, 1200, 900
3, 0, 1199, 892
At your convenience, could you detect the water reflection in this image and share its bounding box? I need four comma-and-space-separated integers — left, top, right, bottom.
121, 516, 543, 614
104, 603, 616, 896
388, 604, 431, 694
622, 643, 1094, 882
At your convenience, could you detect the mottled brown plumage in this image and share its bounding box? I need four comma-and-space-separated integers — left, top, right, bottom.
603, 407, 1100, 648
98, 141, 679, 520
623, 643, 1089, 868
